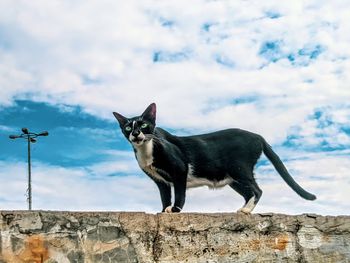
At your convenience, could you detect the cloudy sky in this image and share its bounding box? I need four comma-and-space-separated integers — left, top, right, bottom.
0, 0, 349, 215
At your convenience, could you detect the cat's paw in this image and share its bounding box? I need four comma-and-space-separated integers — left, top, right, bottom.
237, 207, 252, 214
164, 206, 173, 213
237, 197, 255, 214
164, 206, 181, 213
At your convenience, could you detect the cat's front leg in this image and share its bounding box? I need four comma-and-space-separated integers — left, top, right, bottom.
165, 181, 186, 213
155, 180, 172, 212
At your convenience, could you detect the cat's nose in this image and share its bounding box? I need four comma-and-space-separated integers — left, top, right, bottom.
132, 130, 140, 136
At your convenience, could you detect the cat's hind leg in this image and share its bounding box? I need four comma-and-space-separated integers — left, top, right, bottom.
229, 179, 262, 214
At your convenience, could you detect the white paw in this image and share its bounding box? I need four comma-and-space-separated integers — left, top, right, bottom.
237, 207, 252, 214
237, 197, 255, 214
165, 206, 173, 213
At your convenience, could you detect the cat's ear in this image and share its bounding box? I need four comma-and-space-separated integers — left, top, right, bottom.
113, 112, 128, 127
141, 103, 156, 123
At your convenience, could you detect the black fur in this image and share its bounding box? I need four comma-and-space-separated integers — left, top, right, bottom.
113, 103, 316, 213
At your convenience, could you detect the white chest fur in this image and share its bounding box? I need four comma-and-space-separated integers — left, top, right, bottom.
134, 139, 154, 168
134, 140, 171, 184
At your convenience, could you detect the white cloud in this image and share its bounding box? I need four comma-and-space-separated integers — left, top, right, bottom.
0, 160, 158, 211
0, 1, 349, 129
0, 125, 16, 132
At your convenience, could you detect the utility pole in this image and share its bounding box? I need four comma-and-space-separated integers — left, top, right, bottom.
9, 128, 49, 210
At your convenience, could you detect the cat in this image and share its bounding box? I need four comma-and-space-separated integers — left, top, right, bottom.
113, 103, 316, 213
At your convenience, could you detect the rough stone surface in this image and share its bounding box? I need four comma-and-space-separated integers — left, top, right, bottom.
0, 211, 349, 262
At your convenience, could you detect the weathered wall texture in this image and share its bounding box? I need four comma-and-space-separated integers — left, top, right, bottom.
0, 211, 349, 263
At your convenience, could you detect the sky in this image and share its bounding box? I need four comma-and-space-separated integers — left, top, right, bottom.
0, 0, 349, 215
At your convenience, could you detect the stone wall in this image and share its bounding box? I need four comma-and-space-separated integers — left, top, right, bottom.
0, 211, 349, 262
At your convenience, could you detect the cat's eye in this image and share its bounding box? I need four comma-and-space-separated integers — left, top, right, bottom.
125, 126, 132, 132
141, 123, 148, 129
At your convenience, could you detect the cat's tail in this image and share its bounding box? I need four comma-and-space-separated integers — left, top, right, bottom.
262, 139, 316, 201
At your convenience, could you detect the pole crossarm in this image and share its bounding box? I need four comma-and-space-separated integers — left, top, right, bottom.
9, 131, 49, 140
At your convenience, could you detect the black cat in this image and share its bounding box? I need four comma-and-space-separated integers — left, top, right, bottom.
113, 103, 316, 213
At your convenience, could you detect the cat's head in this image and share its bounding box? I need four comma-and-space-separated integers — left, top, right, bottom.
113, 103, 156, 147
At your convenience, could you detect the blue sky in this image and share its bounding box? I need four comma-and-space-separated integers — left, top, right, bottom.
0, 1, 349, 215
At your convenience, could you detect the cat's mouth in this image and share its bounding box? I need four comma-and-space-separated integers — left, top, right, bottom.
130, 134, 146, 145
132, 138, 144, 144
129, 132, 147, 146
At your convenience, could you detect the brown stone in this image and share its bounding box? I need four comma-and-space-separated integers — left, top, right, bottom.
19, 235, 49, 263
